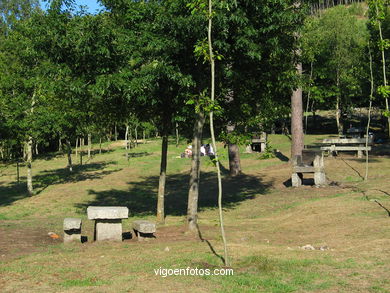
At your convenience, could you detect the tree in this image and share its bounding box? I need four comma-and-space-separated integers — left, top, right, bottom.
302, 6, 369, 135
368, 0, 390, 137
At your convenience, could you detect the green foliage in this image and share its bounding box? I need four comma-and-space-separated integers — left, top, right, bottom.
301, 5, 369, 112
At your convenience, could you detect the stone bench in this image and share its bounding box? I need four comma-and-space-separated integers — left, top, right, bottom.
63, 218, 82, 243
87, 206, 129, 241
292, 150, 326, 187
132, 220, 156, 241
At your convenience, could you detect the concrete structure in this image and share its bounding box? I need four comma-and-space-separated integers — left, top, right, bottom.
132, 220, 156, 241
63, 218, 82, 243
87, 206, 129, 241
321, 137, 372, 158
291, 150, 326, 187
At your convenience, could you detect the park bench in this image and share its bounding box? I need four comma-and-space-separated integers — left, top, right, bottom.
132, 220, 156, 241
291, 150, 326, 187
321, 138, 372, 158
87, 206, 129, 241
63, 218, 82, 243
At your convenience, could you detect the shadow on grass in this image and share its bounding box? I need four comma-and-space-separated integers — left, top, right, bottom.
0, 162, 121, 206
77, 171, 272, 217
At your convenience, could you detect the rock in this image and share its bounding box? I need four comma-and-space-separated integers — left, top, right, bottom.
63, 218, 82, 230
63, 218, 82, 243
301, 244, 315, 250
95, 219, 123, 241
132, 220, 156, 234
87, 206, 129, 220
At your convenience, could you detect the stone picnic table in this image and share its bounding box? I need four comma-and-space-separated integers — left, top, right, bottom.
320, 137, 372, 158
87, 206, 129, 241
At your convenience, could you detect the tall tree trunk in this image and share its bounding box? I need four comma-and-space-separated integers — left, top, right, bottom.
227, 124, 241, 176
143, 130, 146, 144
291, 62, 304, 158
58, 137, 62, 152
75, 137, 78, 158
305, 61, 313, 134
187, 111, 206, 231
157, 130, 169, 224
66, 139, 73, 172
114, 123, 118, 141
99, 137, 102, 154
208, 0, 229, 266
365, 45, 374, 181
87, 133, 91, 159
35, 142, 38, 155
125, 124, 129, 161
335, 72, 343, 136
26, 137, 33, 196
176, 122, 179, 147
135, 127, 138, 147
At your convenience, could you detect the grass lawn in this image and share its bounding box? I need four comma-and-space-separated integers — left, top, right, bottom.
0, 134, 389, 292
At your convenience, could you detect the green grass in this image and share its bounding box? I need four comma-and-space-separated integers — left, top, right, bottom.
1, 134, 390, 292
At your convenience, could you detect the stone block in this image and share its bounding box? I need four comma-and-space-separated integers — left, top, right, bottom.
63, 218, 82, 230
291, 172, 302, 187
133, 220, 156, 241
132, 220, 156, 234
63, 218, 82, 243
87, 206, 129, 220
95, 219, 123, 241
314, 172, 327, 186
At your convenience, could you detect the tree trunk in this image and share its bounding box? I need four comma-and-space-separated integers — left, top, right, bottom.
291, 62, 304, 158
157, 132, 169, 224
35, 142, 38, 155
58, 137, 62, 152
305, 61, 313, 134
16, 161, 20, 183
87, 133, 91, 159
125, 124, 129, 161
208, 0, 229, 266
365, 46, 374, 181
176, 122, 179, 147
227, 124, 241, 176
187, 112, 206, 231
114, 123, 118, 141
335, 73, 343, 136
26, 137, 33, 196
143, 130, 146, 144
99, 137, 102, 154
66, 139, 73, 172
135, 127, 138, 147
75, 137, 78, 157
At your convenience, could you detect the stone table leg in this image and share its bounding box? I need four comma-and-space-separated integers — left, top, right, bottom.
314, 171, 326, 186
94, 219, 123, 241
292, 172, 302, 187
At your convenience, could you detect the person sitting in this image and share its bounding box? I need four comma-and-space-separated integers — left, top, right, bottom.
184, 145, 193, 158
200, 145, 206, 156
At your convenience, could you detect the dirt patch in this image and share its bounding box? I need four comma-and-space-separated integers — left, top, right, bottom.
0, 227, 61, 261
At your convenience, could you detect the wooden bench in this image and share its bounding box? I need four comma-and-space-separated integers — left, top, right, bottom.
291, 150, 326, 187
321, 138, 372, 158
